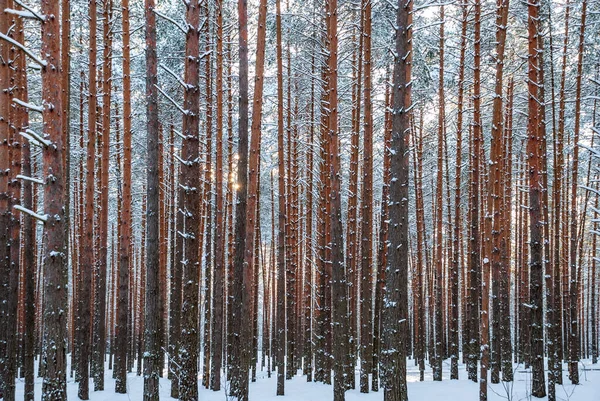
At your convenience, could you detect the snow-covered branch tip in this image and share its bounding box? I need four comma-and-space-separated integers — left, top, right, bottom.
155, 84, 189, 115
4, 8, 44, 21
16, 174, 44, 185
152, 9, 187, 34
173, 128, 187, 140
174, 154, 199, 167
13, 205, 48, 223
13, 98, 43, 113
0, 32, 46, 67
14, 0, 46, 21
19, 129, 52, 146
580, 185, 600, 197
159, 63, 192, 90
578, 142, 600, 158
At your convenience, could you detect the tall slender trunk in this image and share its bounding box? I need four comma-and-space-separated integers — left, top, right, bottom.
347, 7, 363, 387
469, 0, 482, 385
78, 1, 97, 397
276, 0, 287, 394
93, 0, 112, 390
231, 0, 251, 395
178, 2, 202, 399
115, 0, 132, 393
433, 4, 445, 382
143, 0, 160, 398
373, 69, 393, 390
568, 0, 587, 384
527, 0, 546, 394
359, 0, 374, 392
489, 0, 510, 384
451, 0, 468, 380
381, 0, 411, 399
40, 0, 67, 398
0, 2, 13, 398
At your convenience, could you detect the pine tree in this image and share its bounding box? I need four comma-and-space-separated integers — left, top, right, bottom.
143, 0, 160, 398
380, 0, 411, 399
40, 0, 68, 398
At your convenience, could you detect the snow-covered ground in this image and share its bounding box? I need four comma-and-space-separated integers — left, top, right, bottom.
14, 357, 600, 400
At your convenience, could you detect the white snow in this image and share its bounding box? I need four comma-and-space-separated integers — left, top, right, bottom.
13, 356, 599, 400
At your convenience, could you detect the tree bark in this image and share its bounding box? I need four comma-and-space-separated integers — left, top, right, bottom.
527, 0, 546, 394
40, 0, 68, 398
177, 1, 202, 399
115, 0, 132, 393
143, 0, 160, 398
381, 0, 411, 399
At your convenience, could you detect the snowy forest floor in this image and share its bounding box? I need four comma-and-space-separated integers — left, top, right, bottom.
14, 356, 600, 400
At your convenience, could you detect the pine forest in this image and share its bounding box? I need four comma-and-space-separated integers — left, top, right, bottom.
0, 0, 599, 400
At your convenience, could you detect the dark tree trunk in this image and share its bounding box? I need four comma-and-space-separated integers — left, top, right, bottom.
275, 0, 287, 394
143, 0, 160, 398
527, 0, 546, 394
381, 0, 411, 399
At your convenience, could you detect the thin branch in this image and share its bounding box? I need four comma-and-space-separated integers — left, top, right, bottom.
155, 84, 189, 115
13, 98, 43, 113
0, 32, 46, 67
153, 9, 187, 34
159, 63, 190, 90
4, 8, 43, 20
14, 0, 45, 21
19, 131, 43, 147
16, 174, 44, 185
13, 204, 48, 223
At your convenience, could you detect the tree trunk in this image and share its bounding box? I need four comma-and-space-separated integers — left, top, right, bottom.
433, 4, 445, 382
177, 2, 202, 399
527, 0, 546, 393
93, 0, 112, 391
115, 0, 132, 393
568, 0, 587, 384
276, 0, 287, 394
360, 0, 374, 392
381, 0, 411, 399
143, 0, 160, 398
40, 0, 68, 398
451, 0, 468, 380
78, 1, 97, 397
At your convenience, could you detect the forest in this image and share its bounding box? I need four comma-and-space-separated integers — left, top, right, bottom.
0, 0, 599, 400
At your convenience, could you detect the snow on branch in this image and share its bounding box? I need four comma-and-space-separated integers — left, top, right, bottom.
16, 174, 44, 185
0, 32, 46, 67
13, 98, 43, 113
577, 142, 600, 158
159, 63, 191, 90
14, 0, 45, 21
19, 129, 51, 147
4, 8, 43, 20
13, 205, 48, 223
173, 128, 187, 140
153, 9, 187, 34
174, 154, 199, 167
412, 1, 457, 13
155, 84, 189, 115
581, 185, 600, 197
